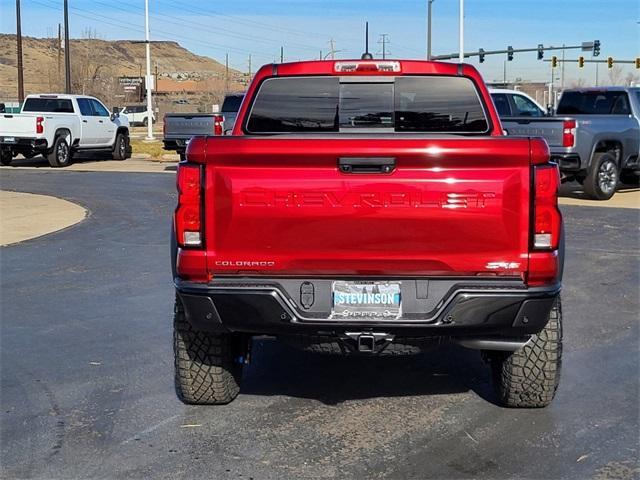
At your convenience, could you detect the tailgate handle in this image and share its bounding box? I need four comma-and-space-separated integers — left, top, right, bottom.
339, 157, 396, 174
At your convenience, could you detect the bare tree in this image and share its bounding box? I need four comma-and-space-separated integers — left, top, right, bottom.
624, 71, 640, 87
607, 65, 624, 85
570, 78, 587, 88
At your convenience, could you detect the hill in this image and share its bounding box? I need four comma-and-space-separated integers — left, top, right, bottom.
0, 34, 244, 101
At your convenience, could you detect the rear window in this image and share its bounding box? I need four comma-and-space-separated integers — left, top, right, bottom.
22, 97, 74, 113
245, 76, 489, 134
557, 91, 631, 115
222, 95, 244, 113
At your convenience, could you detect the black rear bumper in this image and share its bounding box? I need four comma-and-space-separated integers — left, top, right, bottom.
1, 137, 48, 154
175, 277, 560, 340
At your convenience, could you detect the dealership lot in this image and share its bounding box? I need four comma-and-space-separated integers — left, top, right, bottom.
0, 169, 638, 479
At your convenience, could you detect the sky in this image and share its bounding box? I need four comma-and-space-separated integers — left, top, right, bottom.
1, 0, 638, 84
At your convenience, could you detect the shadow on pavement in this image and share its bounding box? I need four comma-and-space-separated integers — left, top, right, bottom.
240, 337, 499, 406
1, 152, 116, 168
559, 180, 639, 199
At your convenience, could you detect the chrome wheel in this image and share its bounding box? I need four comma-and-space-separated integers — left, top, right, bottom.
597, 160, 617, 195
119, 138, 126, 157
57, 141, 69, 164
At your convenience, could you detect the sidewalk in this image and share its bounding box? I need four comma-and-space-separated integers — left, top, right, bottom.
0, 191, 87, 246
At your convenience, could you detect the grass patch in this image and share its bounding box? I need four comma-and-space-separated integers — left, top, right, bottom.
130, 138, 176, 160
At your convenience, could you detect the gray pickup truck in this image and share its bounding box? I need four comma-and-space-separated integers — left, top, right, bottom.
493, 87, 640, 200
163, 93, 244, 160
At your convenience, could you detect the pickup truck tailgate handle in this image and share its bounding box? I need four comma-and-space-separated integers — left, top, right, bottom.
339, 157, 396, 174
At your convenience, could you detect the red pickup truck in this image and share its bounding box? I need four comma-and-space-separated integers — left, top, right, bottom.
171, 59, 564, 408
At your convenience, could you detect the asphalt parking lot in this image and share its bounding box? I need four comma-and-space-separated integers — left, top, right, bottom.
1, 169, 638, 480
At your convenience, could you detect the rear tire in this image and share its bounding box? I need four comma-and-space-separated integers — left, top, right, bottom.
583, 152, 618, 200
488, 297, 563, 408
46, 135, 72, 167
112, 133, 128, 160
173, 297, 245, 405
0, 148, 12, 166
179, 152, 186, 162
143, 117, 149, 127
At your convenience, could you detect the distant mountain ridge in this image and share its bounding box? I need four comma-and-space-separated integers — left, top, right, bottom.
0, 34, 242, 99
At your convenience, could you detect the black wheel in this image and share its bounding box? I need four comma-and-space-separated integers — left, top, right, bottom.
46, 135, 72, 167
112, 133, 128, 160
583, 152, 619, 200
179, 152, 186, 162
143, 117, 148, 127
488, 297, 563, 408
174, 297, 245, 405
1, 148, 12, 166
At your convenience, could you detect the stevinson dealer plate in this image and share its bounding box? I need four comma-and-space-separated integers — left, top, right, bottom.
331, 281, 401, 319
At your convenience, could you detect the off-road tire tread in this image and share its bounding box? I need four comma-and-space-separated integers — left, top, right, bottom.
280, 335, 430, 355
493, 298, 563, 408
112, 133, 127, 160
173, 298, 242, 405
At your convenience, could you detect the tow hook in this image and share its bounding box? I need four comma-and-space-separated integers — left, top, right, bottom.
341, 332, 395, 354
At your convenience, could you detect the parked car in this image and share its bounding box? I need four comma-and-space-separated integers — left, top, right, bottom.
171, 59, 564, 408
163, 93, 244, 159
493, 87, 640, 199
119, 105, 155, 126
0, 94, 131, 167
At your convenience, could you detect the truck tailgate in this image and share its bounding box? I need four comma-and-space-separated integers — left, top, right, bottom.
501, 117, 569, 148
0, 114, 38, 137
203, 137, 532, 277
164, 114, 215, 138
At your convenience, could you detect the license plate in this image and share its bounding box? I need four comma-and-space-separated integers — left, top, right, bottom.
331, 281, 401, 319
3, 137, 15, 143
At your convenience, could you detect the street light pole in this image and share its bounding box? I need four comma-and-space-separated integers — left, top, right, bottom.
427, 0, 434, 60
64, 0, 71, 93
16, 0, 24, 102
458, 0, 464, 63
144, 0, 154, 140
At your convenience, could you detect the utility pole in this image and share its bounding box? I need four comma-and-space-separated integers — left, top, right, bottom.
427, 0, 434, 60
248, 54, 252, 79
319, 50, 322, 60
225, 53, 229, 93
280, 46, 284, 63
16, 0, 24, 102
595, 62, 599, 86
328, 38, 337, 60
57, 23, 62, 86
64, 0, 71, 94
458, 0, 464, 63
378, 34, 390, 59
143, 0, 153, 140
503, 60, 507, 84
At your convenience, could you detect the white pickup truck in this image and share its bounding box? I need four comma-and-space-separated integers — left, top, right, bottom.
0, 94, 131, 167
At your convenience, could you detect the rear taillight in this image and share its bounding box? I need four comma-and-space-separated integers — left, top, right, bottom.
36, 116, 44, 134
562, 119, 576, 147
533, 164, 561, 250
213, 114, 224, 136
175, 163, 203, 247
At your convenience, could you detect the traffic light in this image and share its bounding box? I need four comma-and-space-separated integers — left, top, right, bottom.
578, 56, 585, 68
537, 44, 544, 60
636, 57, 640, 69
479, 48, 485, 63
593, 40, 600, 57
607, 57, 614, 69
507, 46, 514, 61
551, 56, 558, 68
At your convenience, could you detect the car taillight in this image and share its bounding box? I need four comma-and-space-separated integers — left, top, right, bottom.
533, 164, 561, 250
562, 119, 576, 147
36, 116, 44, 134
175, 163, 203, 247
213, 114, 224, 136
